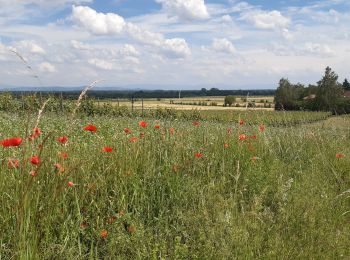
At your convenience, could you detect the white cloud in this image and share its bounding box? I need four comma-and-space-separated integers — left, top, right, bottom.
212, 38, 236, 54
221, 15, 233, 23
14, 40, 46, 55
302, 42, 336, 57
88, 58, 114, 70
71, 5, 126, 35
155, 0, 209, 21
38, 62, 56, 73
71, 5, 191, 59
241, 10, 290, 30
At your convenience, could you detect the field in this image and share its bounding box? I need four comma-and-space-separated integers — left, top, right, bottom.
97, 96, 275, 111
0, 110, 349, 259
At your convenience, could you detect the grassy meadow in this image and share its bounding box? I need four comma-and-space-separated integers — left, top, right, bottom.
0, 110, 349, 259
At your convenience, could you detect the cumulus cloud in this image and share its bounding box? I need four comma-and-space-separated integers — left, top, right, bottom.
212, 38, 236, 54
38, 62, 56, 72
241, 10, 290, 30
13, 40, 46, 55
71, 6, 191, 58
88, 58, 114, 70
155, 0, 209, 21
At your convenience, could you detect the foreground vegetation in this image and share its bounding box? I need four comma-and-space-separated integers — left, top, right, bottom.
0, 110, 349, 259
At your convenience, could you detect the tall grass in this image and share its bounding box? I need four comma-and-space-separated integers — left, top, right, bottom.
0, 112, 349, 259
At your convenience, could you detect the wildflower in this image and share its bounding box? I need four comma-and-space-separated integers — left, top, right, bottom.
239, 119, 244, 125
100, 229, 108, 239
54, 163, 64, 173
194, 152, 203, 158
1, 137, 22, 147
138, 121, 147, 128
154, 124, 160, 129
30, 170, 37, 177
30, 156, 40, 165
129, 136, 138, 143
259, 124, 265, 132
124, 128, 131, 134
192, 121, 200, 127
8, 159, 19, 169
59, 152, 69, 159
169, 128, 175, 135
224, 143, 229, 148
58, 136, 68, 144
172, 164, 178, 173
29, 128, 42, 140
80, 222, 88, 229
127, 225, 136, 234
118, 210, 125, 217
336, 153, 345, 158
84, 124, 97, 132
227, 128, 232, 135
68, 181, 74, 187
249, 135, 257, 139
33, 127, 42, 136
102, 146, 113, 153
140, 132, 145, 138
239, 134, 247, 141
107, 216, 117, 224
250, 156, 259, 162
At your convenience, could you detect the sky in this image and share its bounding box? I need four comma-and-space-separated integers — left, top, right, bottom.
0, 0, 349, 89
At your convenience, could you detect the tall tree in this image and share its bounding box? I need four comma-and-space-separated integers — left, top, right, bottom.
274, 78, 304, 110
343, 78, 350, 91
315, 66, 343, 111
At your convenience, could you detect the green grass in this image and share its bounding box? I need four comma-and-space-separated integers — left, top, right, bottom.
0, 112, 349, 259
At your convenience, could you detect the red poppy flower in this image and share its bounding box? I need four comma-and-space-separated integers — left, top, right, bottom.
140, 132, 145, 138
336, 153, 345, 158
192, 121, 200, 126
138, 121, 147, 128
250, 156, 258, 162
30, 170, 37, 177
129, 136, 138, 143
59, 152, 68, 159
249, 135, 257, 139
68, 181, 74, 187
239, 134, 247, 141
30, 156, 40, 165
1, 137, 22, 147
239, 119, 244, 125
102, 146, 113, 152
259, 124, 265, 132
194, 152, 203, 158
84, 124, 97, 132
169, 128, 175, 135
154, 124, 160, 129
58, 136, 68, 144
8, 159, 19, 169
100, 229, 108, 239
124, 128, 131, 134
34, 128, 42, 136
224, 143, 229, 148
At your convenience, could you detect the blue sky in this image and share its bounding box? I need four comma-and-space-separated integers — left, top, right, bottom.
0, 0, 349, 89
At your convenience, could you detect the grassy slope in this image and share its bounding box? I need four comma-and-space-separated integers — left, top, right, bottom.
0, 113, 349, 259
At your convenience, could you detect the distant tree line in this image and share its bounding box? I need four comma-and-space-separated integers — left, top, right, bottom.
275, 66, 350, 114
4, 88, 275, 100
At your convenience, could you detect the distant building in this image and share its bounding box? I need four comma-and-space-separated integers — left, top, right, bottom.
303, 94, 316, 100
344, 91, 350, 98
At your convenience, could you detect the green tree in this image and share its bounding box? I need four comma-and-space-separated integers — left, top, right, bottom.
343, 78, 350, 90
315, 66, 343, 111
274, 78, 304, 110
224, 95, 236, 107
